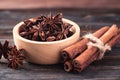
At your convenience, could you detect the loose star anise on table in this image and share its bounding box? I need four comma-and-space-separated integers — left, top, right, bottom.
7, 46, 25, 69
0, 40, 11, 59
0, 40, 25, 69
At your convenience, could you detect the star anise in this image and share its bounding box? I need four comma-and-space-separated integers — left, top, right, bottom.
0, 40, 25, 69
19, 13, 74, 41
7, 46, 26, 69
0, 40, 11, 59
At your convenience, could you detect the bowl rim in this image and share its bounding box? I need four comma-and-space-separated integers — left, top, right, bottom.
13, 18, 80, 44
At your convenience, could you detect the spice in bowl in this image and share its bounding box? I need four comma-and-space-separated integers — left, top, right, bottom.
19, 13, 74, 42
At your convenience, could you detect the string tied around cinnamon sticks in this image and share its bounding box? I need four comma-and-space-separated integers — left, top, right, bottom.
83, 33, 111, 60
61, 24, 120, 73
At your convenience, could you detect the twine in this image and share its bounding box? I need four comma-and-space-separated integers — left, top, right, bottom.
83, 33, 111, 60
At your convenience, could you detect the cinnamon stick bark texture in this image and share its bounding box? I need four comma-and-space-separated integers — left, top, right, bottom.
73, 52, 99, 73
73, 24, 119, 72
61, 26, 110, 62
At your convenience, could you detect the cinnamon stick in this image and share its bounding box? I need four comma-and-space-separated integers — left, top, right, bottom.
73, 52, 99, 72
74, 30, 120, 72
63, 26, 109, 72
64, 60, 73, 72
73, 24, 119, 71
61, 26, 110, 62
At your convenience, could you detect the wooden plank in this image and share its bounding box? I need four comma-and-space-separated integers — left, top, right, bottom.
0, 9, 120, 30
0, 0, 120, 9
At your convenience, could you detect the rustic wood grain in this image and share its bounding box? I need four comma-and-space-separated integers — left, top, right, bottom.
0, 9, 120, 80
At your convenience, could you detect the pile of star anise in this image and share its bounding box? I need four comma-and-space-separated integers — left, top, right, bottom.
0, 40, 25, 69
19, 13, 74, 41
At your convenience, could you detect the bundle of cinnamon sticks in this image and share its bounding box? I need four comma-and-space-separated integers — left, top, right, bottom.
60, 24, 120, 73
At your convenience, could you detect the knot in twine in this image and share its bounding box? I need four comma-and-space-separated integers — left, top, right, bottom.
83, 33, 111, 60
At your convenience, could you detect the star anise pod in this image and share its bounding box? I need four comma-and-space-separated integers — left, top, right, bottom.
7, 46, 26, 69
0, 40, 11, 59
19, 13, 74, 41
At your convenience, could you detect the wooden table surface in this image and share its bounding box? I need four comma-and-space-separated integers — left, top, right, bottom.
0, 8, 120, 80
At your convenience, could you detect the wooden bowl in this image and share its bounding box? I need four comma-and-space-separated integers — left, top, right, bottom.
13, 18, 80, 64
